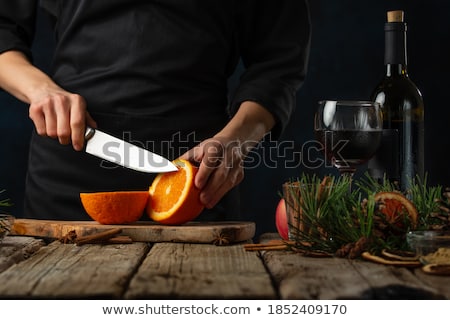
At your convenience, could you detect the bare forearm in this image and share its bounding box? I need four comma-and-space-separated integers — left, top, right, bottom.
216, 100, 276, 152
182, 101, 276, 208
0, 50, 95, 150
0, 50, 61, 103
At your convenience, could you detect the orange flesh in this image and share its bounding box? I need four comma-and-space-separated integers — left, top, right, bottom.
382, 199, 406, 217
151, 167, 186, 212
374, 191, 418, 229
147, 159, 204, 225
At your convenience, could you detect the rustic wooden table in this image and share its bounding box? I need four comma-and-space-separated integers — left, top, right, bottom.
0, 234, 449, 299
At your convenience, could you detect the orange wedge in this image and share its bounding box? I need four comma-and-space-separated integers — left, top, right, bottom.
147, 158, 204, 225
80, 191, 149, 224
374, 191, 418, 230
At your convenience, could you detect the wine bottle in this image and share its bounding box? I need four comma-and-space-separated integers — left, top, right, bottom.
368, 10, 424, 191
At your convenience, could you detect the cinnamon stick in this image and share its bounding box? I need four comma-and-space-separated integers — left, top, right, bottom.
422, 264, 450, 276
75, 228, 122, 246
243, 239, 293, 247
104, 235, 133, 244
362, 252, 422, 267
244, 245, 288, 251
243, 239, 293, 251
78, 235, 133, 245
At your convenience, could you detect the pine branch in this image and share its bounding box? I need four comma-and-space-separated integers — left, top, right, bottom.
283, 171, 450, 258
0, 190, 14, 236
0, 189, 13, 214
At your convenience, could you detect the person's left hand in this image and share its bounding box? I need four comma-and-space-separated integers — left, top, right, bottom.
180, 135, 246, 209
180, 100, 275, 209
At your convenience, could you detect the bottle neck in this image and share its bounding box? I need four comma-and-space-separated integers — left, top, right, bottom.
384, 22, 408, 76
386, 64, 408, 77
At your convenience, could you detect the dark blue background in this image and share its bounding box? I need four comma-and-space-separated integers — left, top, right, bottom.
1, 0, 449, 237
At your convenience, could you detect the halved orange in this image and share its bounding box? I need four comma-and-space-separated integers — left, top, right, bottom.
146, 158, 204, 225
374, 191, 418, 230
80, 191, 149, 224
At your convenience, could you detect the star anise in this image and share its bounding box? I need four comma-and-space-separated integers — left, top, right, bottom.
212, 231, 231, 246
59, 230, 77, 244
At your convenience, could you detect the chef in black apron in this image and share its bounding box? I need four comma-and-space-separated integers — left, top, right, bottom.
0, 0, 311, 221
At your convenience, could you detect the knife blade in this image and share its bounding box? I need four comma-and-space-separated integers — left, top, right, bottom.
84, 127, 178, 173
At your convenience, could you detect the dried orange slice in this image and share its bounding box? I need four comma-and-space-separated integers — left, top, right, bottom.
80, 191, 149, 225
147, 158, 204, 225
374, 191, 418, 230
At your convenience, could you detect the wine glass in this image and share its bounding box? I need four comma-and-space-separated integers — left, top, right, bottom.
314, 100, 383, 180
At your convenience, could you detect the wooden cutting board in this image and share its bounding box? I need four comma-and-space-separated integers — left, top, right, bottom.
10, 219, 255, 244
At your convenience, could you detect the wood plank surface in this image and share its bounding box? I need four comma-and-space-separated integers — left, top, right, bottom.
349, 259, 444, 299
2, 234, 449, 299
259, 233, 447, 299
125, 242, 277, 299
262, 251, 372, 299
0, 241, 149, 298
412, 268, 450, 299
11, 219, 255, 244
0, 236, 45, 273
262, 250, 446, 299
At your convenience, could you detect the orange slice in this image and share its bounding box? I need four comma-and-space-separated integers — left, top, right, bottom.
374, 191, 418, 230
147, 158, 204, 225
80, 191, 149, 225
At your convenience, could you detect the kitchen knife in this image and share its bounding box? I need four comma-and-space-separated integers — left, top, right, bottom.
84, 127, 178, 173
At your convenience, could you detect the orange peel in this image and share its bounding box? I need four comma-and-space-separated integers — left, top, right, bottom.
374, 191, 418, 229
80, 191, 149, 225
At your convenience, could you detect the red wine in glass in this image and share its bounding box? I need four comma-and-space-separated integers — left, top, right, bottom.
315, 129, 382, 175
314, 100, 383, 178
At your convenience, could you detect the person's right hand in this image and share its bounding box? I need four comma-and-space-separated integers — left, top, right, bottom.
28, 88, 97, 151
0, 51, 96, 151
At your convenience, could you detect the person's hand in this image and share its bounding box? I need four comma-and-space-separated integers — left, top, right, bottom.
180, 101, 275, 209
180, 136, 246, 209
28, 88, 97, 151
0, 51, 96, 151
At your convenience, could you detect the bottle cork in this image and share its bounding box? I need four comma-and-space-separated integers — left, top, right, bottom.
387, 10, 404, 23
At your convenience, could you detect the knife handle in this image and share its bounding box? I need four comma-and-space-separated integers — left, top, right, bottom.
84, 126, 95, 141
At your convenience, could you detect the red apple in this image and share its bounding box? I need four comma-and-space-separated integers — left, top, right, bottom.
275, 198, 289, 240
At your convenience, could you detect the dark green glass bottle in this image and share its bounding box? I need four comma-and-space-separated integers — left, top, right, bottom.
368, 10, 425, 191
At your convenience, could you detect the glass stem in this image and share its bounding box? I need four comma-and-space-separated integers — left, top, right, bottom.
339, 168, 356, 192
